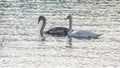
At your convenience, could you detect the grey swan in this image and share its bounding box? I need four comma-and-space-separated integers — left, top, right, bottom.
66, 15, 102, 42
38, 16, 70, 41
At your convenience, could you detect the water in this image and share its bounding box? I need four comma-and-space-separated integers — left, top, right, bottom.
0, 0, 120, 68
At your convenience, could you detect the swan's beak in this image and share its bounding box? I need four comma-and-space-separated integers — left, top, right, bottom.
38, 17, 41, 24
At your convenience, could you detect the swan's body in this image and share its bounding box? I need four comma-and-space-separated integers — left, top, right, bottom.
68, 30, 102, 39
45, 27, 69, 37
66, 15, 102, 40
38, 16, 69, 40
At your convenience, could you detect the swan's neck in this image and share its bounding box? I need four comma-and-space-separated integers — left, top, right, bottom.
40, 18, 46, 37
69, 17, 72, 32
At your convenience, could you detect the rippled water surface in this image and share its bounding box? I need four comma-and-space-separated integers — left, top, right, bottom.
0, 0, 120, 68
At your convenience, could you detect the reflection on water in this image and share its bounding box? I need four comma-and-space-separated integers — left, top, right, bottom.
0, 0, 120, 67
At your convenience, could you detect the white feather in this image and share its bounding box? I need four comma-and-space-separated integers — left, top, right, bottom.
68, 30, 101, 39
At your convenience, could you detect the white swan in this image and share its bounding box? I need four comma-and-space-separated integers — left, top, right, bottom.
66, 15, 102, 42
68, 30, 102, 39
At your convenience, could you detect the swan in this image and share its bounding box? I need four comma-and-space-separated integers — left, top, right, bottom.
66, 15, 102, 41
38, 16, 69, 41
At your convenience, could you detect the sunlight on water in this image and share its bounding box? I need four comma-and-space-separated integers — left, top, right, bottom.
0, 0, 120, 68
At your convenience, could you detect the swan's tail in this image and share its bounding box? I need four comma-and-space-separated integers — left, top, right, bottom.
97, 34, 103, 37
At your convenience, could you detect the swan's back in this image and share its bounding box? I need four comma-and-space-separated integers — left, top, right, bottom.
68, 30, 101, 39
45, 27, 69, 37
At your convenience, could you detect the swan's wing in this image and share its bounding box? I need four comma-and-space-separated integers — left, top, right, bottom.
45, 27, 69, 37
70, 30, 101, 38
75, 30, 94, 34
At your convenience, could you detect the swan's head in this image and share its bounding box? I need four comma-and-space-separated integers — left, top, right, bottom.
38, 16, 46, 24
66, 15, 72, 19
